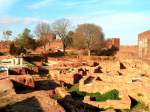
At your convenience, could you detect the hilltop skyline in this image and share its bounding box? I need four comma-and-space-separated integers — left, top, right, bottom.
0, 0, 150, 45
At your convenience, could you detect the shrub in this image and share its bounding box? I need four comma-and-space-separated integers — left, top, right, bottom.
91, 46, 119, 56
48, 50, 64, 57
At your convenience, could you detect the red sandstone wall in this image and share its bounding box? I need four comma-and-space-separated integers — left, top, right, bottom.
49, 40, 63, 50
105, 38, 120, 49
0, 41, 10, 53
116, 45, 138, 59
138, 30, 150, 59
138, 30, 150, 40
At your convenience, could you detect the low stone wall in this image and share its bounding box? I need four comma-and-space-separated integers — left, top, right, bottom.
0, 71, 8, 80
8, 67, 39, 75
79, 56, 117, 61
48, 56, 117, 62
55, 87, 70, 98
9, 75, 35, 88
0, 78, 15, 97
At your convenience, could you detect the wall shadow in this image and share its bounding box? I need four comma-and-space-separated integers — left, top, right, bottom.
57, 95, 104, 112
0, 96, 44, 112
11, 80, 34, 94
12, 79, 60, 94
34, 80, 60, 90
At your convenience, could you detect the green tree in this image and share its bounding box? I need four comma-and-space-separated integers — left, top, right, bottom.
15, 28, 37, 50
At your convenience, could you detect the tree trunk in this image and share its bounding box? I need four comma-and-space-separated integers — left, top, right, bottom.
63, 42, 66, 54
88, 49, 91, 56
43, 45, 47, 53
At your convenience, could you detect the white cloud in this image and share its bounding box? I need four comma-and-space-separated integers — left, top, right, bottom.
0, 16, 50, 25
28, 0, 55, 9
0, 16, 51, 39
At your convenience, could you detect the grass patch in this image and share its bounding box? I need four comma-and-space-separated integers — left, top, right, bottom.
87, 89, 120, 102
23, 61, 35, 68
53, 95, 63, 100
68, 83, 79, 92
69, 84, 120, 102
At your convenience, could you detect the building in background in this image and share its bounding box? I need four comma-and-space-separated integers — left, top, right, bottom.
49, 40, 63, 51
0, 41, 10, 53
105, 38, 120, 49
138, 30, 150, 59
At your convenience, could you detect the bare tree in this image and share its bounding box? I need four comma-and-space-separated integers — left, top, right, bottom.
51, 18, 71, 53
75, 23, 104, 56
35, 22, 54, 51
3, 30, 12, 41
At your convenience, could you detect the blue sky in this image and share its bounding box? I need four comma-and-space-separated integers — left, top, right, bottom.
0, 0, 150, 45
